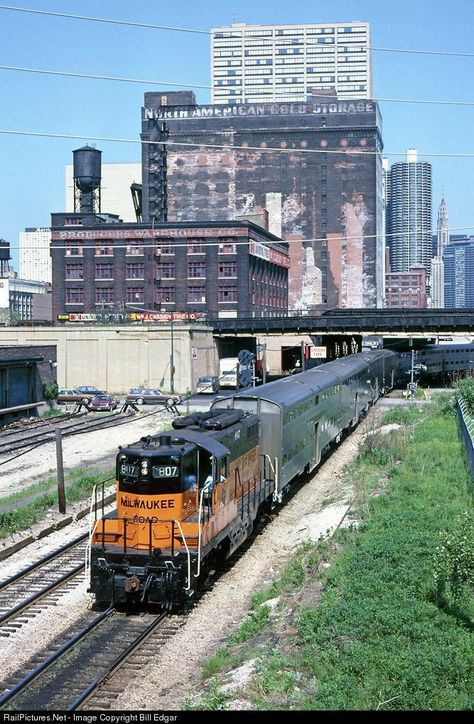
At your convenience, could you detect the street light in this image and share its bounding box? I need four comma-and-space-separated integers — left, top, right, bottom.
164, 294, 175, 394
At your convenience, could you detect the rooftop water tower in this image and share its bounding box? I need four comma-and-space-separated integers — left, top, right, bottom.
73, 145, 102, 214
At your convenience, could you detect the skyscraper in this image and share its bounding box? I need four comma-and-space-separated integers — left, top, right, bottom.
444, 238, 474, 308
436, 197, 449, 257
431, 197, 449, 308
386, 149, 432, 275
211, 21, 372, 105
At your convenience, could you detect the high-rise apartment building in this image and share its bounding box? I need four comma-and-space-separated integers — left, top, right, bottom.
19, 227, 52, 283
211, 21, 372, 105
386, 149, 432, 275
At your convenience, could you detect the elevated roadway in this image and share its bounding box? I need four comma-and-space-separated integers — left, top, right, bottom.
210, 309, 474, 336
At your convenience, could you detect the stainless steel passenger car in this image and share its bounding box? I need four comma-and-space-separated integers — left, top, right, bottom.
211, 350, 398, 501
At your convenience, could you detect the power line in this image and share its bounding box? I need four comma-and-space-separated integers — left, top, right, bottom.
0, 64, 210, 89
0, 4, 209, 34
10, 225, 474, 251
2, 5, 474, 60
2, 127, 474, 160
3, 64, 474, 110
371, 45, 474, 59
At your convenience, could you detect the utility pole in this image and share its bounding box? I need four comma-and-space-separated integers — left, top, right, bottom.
170, 311, 175, 393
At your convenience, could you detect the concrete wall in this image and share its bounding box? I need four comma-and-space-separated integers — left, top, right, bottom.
0, 325, 218, 395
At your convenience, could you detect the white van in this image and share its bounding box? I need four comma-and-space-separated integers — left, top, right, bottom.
219, 357, 239, 388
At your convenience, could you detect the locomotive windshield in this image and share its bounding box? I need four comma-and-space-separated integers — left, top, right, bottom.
118, 454, 183, 494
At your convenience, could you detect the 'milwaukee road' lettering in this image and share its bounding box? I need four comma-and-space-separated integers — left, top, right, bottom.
120, 496, 175, 509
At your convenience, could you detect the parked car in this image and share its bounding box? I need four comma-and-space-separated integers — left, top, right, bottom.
196, 376, 219, 394
88, 394, 120, 412
57, 388, 95, 404
126, 388, 180, 406
75, 385, 105, 395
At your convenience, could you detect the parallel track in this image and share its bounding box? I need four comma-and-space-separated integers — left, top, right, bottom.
0, 533, 88, 635
0, 609, 182, 711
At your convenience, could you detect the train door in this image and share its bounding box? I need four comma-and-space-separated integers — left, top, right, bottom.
354, 392, 359, 424
309, 421, 320, 471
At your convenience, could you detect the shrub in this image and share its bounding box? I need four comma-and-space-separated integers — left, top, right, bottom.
455, 378, 474, 414
42, 382, 59, 409
433, 511, 474, 607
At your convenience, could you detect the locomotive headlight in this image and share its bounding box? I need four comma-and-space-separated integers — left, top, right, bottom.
141, 460, 149, 476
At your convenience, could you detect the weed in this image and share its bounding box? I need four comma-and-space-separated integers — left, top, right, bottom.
229, 604, 271, 645
185, 682, 231, 711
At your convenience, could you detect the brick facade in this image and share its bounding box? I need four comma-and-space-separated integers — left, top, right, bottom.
141, 91, 384, 310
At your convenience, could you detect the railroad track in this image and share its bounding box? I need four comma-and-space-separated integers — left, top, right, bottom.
0, 533, 88, 635
0, 609, 183, 711
0, 404, 177, 458
0, 413, 128, 456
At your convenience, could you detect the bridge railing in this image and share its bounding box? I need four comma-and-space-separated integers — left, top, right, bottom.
456, 397, 474, 483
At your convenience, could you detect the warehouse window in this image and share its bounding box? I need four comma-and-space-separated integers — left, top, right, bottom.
219, 286, 238, 302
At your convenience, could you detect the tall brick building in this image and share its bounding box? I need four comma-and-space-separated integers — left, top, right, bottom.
141, 91, 384, 310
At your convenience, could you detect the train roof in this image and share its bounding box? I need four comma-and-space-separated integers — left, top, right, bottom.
213, 350, 397, 411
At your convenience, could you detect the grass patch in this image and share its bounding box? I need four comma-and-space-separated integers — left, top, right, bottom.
0, 466, 115, 539
291, 403, 474, 710
194, 399, 474, 710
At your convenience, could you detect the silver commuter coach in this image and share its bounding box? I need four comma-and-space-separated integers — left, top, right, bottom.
211, 350, 399, 502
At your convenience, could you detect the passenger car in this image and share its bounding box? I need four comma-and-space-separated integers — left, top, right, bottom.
88, 394, 120, 412
75, 385, 105, 395
126, 388, 180, 406
57, 388, 96, 404
196, 376, 219, 394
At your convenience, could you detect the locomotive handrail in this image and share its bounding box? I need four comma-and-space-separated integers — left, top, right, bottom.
85, 484, 100, 583
174, 519, 191, 591
195, 481, 214, 579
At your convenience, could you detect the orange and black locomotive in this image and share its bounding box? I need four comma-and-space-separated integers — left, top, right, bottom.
89, 409, 270, 608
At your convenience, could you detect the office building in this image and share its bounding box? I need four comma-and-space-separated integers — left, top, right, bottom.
444, 238, 474, 308
430, 256, 444, 308
0, 276, 51, 322
431, 198, 449, 308
141, 90, 384, 310
211, 21, 372, 104
19, 227, 52, 284
385, 266, 427, 309
386, 149, 432, 275
436, 197, 449, 257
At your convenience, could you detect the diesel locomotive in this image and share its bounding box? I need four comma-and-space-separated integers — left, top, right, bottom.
88, 349, 398, 609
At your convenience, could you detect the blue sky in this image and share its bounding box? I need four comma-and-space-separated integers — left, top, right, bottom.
1, 0, 474, 269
